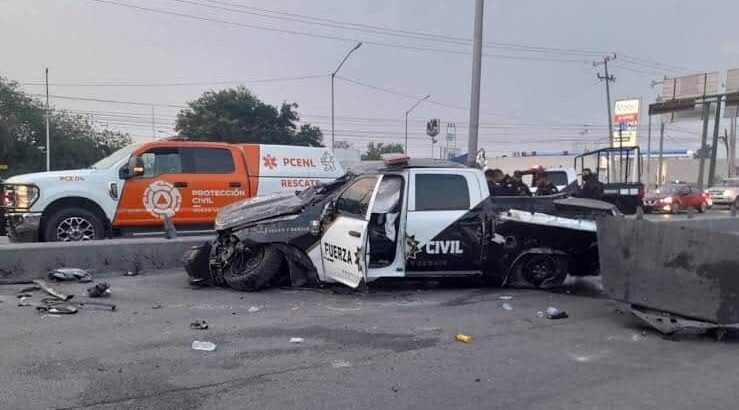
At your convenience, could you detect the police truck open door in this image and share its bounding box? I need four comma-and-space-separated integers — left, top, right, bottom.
574, 146, 644, 214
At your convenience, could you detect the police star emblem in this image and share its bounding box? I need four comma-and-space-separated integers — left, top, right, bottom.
405, 234, 421, 260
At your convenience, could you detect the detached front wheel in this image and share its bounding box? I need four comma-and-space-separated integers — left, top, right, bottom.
43, 208, 105, 242
223, 245, 284, 291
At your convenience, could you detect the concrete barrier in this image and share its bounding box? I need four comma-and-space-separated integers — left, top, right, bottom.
0, 236, 212, 281
597, 216, 739, 324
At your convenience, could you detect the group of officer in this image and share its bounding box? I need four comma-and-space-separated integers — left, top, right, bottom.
484, 167, 604, 199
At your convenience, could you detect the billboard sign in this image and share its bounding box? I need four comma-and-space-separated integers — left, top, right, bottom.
661, 72, 719, 122
612, 98, 640, 147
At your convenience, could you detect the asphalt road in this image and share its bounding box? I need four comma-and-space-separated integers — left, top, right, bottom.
1, 271, 738, 410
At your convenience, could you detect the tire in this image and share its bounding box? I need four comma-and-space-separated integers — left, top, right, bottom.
184, 242, 213, 286
43, 207, 105, 242
223, 245, 284, 291
519, 254, 567, 288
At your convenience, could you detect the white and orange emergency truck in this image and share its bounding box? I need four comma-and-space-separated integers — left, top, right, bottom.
1, 140, 343, 242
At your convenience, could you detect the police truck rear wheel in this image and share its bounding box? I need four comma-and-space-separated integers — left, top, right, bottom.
223, 245, 284, 291
521, 254, 566, 288
44, 208, 105, 242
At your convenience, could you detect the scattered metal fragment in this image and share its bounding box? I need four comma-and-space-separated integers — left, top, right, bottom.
33, 279, 73, 301
86, 282, 111, 298
190, 320, 209, 330
48, 268, 93, 283
629, 305, 737, 338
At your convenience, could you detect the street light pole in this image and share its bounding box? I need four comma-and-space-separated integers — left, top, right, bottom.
330, 42, 362, 151
467, 0, 485, 167
404, 94, 431, 154
45, 67, 50, 172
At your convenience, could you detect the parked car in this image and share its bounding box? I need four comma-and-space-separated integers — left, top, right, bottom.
1, 140, 343, 242
706, 177, 739, 206
642, 184, 710, 214
185, 155, 619, 292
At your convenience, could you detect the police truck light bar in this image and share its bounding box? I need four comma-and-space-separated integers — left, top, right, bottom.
382, 154, 411, 166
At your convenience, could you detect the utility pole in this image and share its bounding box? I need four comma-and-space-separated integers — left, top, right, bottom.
151, 105, 156, 140
330, 42, 362, 152
730, 117, 737, 177
594, 54, 617, 146
45, 67, 50, 172
657, 121, 665, 186
646, 113, 652, 189
708, 99, 722, 185
697, 102, 711, 189
404, 95, 430, 154
466, 0, 485, 167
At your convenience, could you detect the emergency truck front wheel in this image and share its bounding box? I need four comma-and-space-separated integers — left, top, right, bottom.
44, 208, 105, 242
223, 245, 284, 291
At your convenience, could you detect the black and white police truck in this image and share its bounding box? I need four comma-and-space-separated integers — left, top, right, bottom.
185, 155, 618, 291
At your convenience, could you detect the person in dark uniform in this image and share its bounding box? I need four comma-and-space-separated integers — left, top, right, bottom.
579, 168, 604, 200
511, 171, 532, 196
487, 168, 518, 196
534, 172, 558, 196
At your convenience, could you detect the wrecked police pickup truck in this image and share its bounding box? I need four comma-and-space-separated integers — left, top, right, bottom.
185, 156, 619, 291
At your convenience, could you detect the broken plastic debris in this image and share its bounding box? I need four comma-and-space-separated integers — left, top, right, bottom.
190, 320, 209, 330
86, 282, 111, 298
191, 341, 217, 351
536, 311, 545, 318
289, 337, 304, 344
501, 303, 513, 311
48, 268, 93, 283
498, 295, 514, 300
247, 306, 262, 313
455, 333, 472, 343
546, 306, 568, 319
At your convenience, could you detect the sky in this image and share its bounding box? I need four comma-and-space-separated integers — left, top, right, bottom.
2, 0, 739, 158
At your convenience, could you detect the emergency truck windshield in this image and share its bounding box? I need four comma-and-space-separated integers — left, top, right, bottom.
90, 144, 135, 169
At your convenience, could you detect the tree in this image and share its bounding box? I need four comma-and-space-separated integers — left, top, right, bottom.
361, 142, 405, 160
693, 144, 712, 159
0, 77, 131, 177
175, 86, 323, 146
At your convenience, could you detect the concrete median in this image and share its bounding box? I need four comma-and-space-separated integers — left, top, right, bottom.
0, 236, 211, 281
598, 216, 739, 324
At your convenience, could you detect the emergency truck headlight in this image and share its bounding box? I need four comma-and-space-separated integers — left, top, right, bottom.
662, 196, 673, 204
3, 184, 39, 209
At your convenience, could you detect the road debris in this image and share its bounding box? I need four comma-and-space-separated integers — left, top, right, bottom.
247, 306, 262, 313
289, 337, 305, 344
501, 303, 513, 311
152, 304, 163, 309
455, 333, 472, 343
331, 360, 352, 368
33, 279, 73, 301
546, 306, 568, 319
191, 341, 217, 351
498, 295, 514, 300
86, 282, 111, 298
48, 268, 93, 283
190, 320, 209, 330
536, 311, 545, 318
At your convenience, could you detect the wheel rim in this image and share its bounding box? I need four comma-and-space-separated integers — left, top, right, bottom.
522, 255, 558, 285
56, 216, 96, 241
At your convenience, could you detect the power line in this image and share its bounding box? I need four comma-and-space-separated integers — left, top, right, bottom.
19, 73, 328, 87
84, 0, 596, 64
30, 93, 186, 108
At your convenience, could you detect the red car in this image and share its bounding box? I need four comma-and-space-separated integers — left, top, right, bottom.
642, 184, 710, 214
